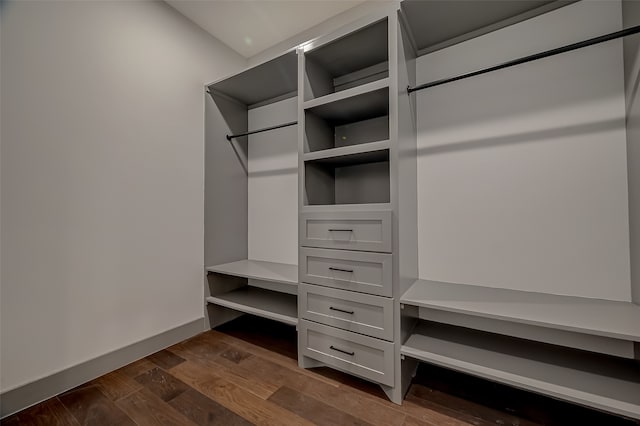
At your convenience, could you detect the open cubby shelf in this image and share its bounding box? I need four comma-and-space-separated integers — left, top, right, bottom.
402, 322, 640, 419
304, 153, 390, 206
206, 287, 298, 326
303, 80, 389, 157
304, 18, 388, 100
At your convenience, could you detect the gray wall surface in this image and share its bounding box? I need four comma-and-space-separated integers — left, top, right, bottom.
1, 0, 245, 393
415, 0, 631, 301
623, 0, 640, 303
248, 97, 298, 265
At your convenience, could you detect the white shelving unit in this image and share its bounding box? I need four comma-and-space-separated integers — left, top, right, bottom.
204, 2, 640, 419
205, 50, 299, 328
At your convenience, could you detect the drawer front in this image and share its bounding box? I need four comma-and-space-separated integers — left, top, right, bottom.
299, 283, 394, 341
300, 247, 392, 297
299, 320, 394, 386
300, 211, 392, 252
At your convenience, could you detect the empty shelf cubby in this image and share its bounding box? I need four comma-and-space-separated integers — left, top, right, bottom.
304, 149, 390, 206
304, 18, 388, 101
304, 84, 389, 153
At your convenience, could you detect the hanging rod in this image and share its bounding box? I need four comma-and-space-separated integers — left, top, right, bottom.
407, 24, 640, 94
226, 121, 298, 141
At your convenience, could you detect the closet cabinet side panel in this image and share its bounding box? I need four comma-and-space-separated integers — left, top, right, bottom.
623, 0, 640, 304
397, 13, 419, 301
204, 94, 248, 267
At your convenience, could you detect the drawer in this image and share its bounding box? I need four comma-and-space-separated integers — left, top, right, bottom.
299, 283, 394, 341
300, 211, 392, 252
300, 247, 393, 297
299, 319, 394, 386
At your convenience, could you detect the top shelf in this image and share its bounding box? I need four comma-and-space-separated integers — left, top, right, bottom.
304, 17, 389, 101
207, 51, 298, 108
305, 17, 388, 79
206, 259, 298, 286
401, 1, 573, 55
401, 279, 640, 341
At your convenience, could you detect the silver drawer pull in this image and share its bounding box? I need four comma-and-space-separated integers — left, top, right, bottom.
329, 267, 354, 273
329, 306, 354, 315
328, 228, 353, 232
329, 345, 355, 356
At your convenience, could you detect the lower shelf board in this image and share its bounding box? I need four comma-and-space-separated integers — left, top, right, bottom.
206, 287, 298, 326
401, 323, 640, 420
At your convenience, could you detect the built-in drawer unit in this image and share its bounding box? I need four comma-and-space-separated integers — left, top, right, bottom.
299, 210, 392, 252
300, 247, 392, 296
299, 319, 394, 386
299, 283, 394, 340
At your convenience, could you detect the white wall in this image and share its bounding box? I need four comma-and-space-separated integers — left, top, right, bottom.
248, 98, 298, 265
416, 0, 632, 301
623, 0, 640, 303
0, 0, 245, 392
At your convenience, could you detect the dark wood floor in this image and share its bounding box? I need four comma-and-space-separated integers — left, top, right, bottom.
3, 316, 639, 426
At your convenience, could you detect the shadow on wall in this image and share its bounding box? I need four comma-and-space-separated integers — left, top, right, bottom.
416, 117, 625, 157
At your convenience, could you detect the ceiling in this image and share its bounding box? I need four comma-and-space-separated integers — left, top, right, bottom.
166, 0, 367, 58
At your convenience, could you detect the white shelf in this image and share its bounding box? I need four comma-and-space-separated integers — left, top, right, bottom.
303, 140, 390, 165
300, 203, 392, 214
303, 79, 389, 125
206, 259, 298, 286
206, 287, 298, 326
401, 279, 640, 341
402, 323, 640, 420
206, 51, 297, 107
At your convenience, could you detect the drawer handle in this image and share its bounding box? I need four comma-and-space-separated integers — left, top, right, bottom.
329, 267, 354, 273
329, 345, 355, 356
329, 306, 354, 315
328, 228, 353, 232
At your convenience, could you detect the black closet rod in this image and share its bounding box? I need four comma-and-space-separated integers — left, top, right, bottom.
226, 121, 298, 141
407, 24, 640, 94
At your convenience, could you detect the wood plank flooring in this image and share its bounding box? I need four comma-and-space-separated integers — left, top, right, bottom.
3, 316, 640, 426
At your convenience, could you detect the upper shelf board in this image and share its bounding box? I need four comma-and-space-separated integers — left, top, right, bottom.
401, 279, 640, 341
304, 79, 389, 125
303, 140, 390, 166
401, 0, 575, 55
305, 17, 388, 78
207, 51, 298, 107
206, 259, 298, 286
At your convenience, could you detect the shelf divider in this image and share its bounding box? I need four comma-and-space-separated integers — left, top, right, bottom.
304, 140, 390, 164
304, 78, 389, 111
